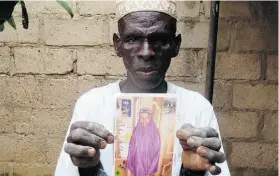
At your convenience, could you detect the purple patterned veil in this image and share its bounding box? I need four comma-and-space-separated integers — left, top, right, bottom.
126, 107, 161, 176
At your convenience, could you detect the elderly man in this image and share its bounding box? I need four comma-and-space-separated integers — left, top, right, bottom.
55, 0, 230, 176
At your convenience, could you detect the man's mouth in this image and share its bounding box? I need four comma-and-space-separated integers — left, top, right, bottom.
135, 67, 159, 79
136, 70, 158, 77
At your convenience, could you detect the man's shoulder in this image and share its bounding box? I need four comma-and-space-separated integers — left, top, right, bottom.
169, 82, 212, 110
170, 83, 215, 127
76, 81, 120, 105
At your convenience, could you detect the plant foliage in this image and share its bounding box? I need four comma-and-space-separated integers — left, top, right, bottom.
0, 0, 73, 32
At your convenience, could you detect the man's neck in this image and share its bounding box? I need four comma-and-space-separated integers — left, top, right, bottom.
119, 79, 168, 93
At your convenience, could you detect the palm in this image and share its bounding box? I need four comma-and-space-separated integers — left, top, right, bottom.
182, 150, 209, 171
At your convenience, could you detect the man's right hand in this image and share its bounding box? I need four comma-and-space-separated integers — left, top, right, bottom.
64, 121, 114, 168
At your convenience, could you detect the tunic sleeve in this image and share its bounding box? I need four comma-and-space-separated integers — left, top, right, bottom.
54, 98, 83, 176
204, 106, 231, 176
55, 91, 101, 176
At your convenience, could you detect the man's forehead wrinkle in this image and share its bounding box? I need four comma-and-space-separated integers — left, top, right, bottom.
120, 15, 173, 37
120, 21, 144, 36
122, 25, 171, 38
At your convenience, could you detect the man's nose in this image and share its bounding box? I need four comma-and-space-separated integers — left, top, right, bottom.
138, 39, 155, 60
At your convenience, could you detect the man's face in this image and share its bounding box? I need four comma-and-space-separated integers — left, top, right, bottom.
114, 12, 181, 90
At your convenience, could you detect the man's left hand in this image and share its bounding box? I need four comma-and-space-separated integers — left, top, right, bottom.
176, 123, 226, 175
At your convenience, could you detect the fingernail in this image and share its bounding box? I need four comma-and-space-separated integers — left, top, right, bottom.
197, 147, 206, 156
210, 166, 216, 173
100, 140, 107, 149
88, 148, 96, 156
107, 135, 114, 143
215, 167, 221, 174
176, 130, 183, 138
187, 137, 194, 146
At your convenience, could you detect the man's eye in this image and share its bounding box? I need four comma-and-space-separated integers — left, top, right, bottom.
152, 39, 167, 46
151, 37, 170, 45
126, 37, 136, 43
162, 38, 172, 44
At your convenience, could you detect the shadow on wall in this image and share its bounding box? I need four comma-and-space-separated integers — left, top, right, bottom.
215, 1, 278, 176
249, 1, 278, 49
248, 1, 278, 21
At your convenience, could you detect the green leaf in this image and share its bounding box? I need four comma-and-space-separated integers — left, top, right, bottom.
0, 20, 5, 25
0, 23, 4, 32
20, 0, 29, 29
7, 15, 16, 30
56, 0, 74, 18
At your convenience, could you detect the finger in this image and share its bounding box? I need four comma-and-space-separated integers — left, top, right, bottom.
187, 136, 221, 151
71, 155, 100, 168
179, 140, 192, 150
180, 124, 219, 137
177, 127, 218, 141
71, 121, 114, 143
177, 127, 207, 141
199, 127, 219, 138
205, 163, 222, 175
64, 143, 97, 157
70, 128, 107, 149
197, 146, 226, 163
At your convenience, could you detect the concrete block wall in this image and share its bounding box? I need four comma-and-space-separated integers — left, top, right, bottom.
0, 1, 209, 175
214, 1, 278, 176
0, 1, 277, 175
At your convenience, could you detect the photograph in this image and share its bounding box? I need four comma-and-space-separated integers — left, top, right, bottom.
114, 94, 177, 176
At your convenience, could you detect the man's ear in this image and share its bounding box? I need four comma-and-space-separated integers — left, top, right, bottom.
113, 33, 122, 57
172, 34, 181, 58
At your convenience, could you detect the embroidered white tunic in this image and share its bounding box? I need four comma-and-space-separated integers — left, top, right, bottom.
55, 81, 231, 176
